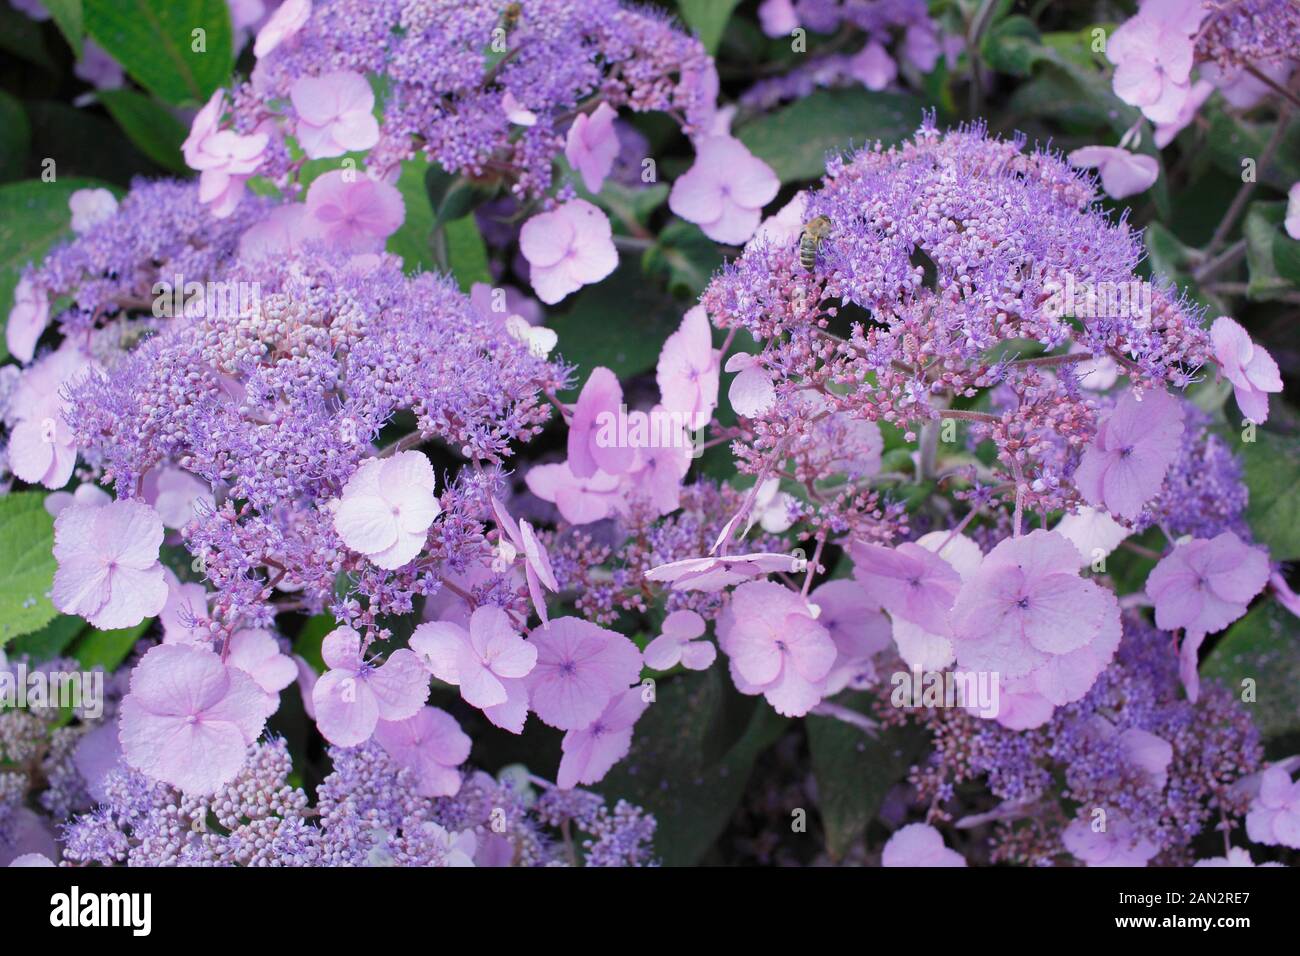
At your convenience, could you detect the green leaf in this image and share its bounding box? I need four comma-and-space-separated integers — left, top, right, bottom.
8, 615, 86, 663
84, 0, 233, 105
1243, 201, 1300, 300
387, 158, 438, 274
424, 166, 496, 231
980, 15, 1047, 76
44, 0, 85, 58
293, 614, 335, 673
1202, 107, 1300, 193
737, 89, 927, 183
0, 91, 31, 183
0, 492, 59, 647
549, 264, 681, 389
97, 88, 189, 172
72, 621, 150, 672
1236, 427, 1300, 560
443, 215, 491, 292
597, 668, 787, 866
808, 699, 927, 860
0, 3, 57, 72
642, 218, 722, 297
675, 0, 740, 54
1203, 602, 1300, 743
0, 177, 115, 360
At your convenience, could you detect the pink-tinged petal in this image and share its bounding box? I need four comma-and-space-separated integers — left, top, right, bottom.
483, 677, 530, 734
91, 564, 167, 630
849, 41, 897, 91
409, 620, 468, 683
519, 208, 574, 269
369, 648, 429, 721
119, 702, 250, 795
334, 493, 398, 554
679, 640, 717, 670
380, 449, 436, 493
320, 625, 362, 671
126, 642, 229, 715
312, 668, 379, 746
253, 0, 311, 58
642, 634, 682, 670
51, 556, 111, 621
728, 364, 775, 417
6, 278, 48, 364
472, 605, 536, 678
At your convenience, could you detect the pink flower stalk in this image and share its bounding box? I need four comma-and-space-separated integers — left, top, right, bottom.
851, 540, 963, 635
1245, 766, 1300, 849
68, 187, 118, 233
492, 497, 560, 627
524, 616, 642, 731
644, 551, 804, 593
1210, 316, 1282, 425
1146, 531, 1269, 638
1067, 146, 1159, 200
568, 366, 637, 477
52, 499, 168, 629
410, 605, 537, 711
810, 579, 892, 694
290, 70, 380, 159
1062, 813, 1159, 867
881, 823, 967, 867
519, 199, 618, 305
311, 625, 429, 746
950, 530, 1122, 730
373, 706, 471, 797
253, 0, 310, 58
717, 581, 836, 717
643, 609, 716, 671
119, 643, 275, 794
183, 91, 269, 217
226, 628, 298, 696
557, 687, 649, 788
656, 305, 720, 421
565, 102, 620, 193
1074, 387, 1184, 521
332, 451, 441, 570
302, 169, 406, 253
669, 136, 779, 244
5, 276, 48, 364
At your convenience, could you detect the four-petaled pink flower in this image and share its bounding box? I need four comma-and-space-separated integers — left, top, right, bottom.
410, 605, 537, 711
119, 643, 275, 794
557, 687, 649, 789
881, 823, 967, 867
1105, 8, 1201, 123
851, 540, 962, 635
669, 136, 779, 244
183, 90, 269, 218
1062, 812, 1159, 867
1074, 387, 1184, 521
643, 609, 716, 671
1211, 316, 1282, 425
717, 581, 836, 717
1245, 766, 1300, 849
52, 499, 168, 629
290, 70, 380, 159
1068, 146, 1159, 200
524, 616, 642, 730
333, 451, 441, 570
311, 625, 429, 746
950, 530, 1122, 730
6, 344, 91, 488
656, 305, 719, 421
565, 102, 620, 194
525, 460, 625, 525
1146, 531, 1269, 638
373, 706, 471, 797
492, 497, 560, 627
303, 169, 405, 253
519, 199, 618, 305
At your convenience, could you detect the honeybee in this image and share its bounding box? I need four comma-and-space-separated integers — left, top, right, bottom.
798, 215, 831, 270
502, 2, 522, 30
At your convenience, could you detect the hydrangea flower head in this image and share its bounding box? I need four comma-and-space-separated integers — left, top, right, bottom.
290, 70, 381, 159
52, 499, 168, 629
303, 170, 405, 252
119, 643, 275, 795
1146, 531, 1269, 637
